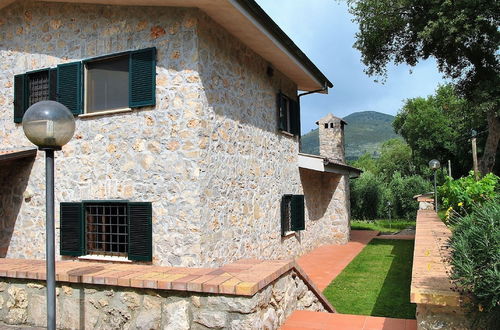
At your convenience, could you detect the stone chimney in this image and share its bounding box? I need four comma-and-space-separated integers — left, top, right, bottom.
316, 113, 346, 163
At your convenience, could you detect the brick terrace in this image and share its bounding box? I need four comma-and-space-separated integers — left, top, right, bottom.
0, 257, 334, 311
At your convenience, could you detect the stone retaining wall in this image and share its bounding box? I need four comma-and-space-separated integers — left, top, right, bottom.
0, 270, 326, 330
412, 206, 470, 329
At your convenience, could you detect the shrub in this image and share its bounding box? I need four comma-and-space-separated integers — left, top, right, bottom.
388, 172, 432, 220
350, 171, 386, 220
448, 199, 500, 328
439, 172, 499, 217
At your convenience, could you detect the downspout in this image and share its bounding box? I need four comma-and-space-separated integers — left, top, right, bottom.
297, 82, 330, 152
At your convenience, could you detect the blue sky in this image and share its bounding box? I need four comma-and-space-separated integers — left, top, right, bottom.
255, 0, 447, 133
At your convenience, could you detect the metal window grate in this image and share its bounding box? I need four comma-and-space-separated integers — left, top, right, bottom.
85, 204, 128, 256
28, 71, 50, 107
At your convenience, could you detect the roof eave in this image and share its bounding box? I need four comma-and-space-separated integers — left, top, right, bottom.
233, 0, 333, 90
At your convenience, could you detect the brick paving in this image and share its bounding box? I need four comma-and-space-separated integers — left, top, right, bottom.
296, 230, 380, 291
281, 311, 417, 330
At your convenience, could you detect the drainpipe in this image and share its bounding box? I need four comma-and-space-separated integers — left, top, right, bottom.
297, 83, 330, 151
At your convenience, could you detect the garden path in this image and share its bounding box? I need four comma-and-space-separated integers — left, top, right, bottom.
282, 230, 417, 330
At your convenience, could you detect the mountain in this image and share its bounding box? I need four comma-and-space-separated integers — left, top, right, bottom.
300, 111, 400, 160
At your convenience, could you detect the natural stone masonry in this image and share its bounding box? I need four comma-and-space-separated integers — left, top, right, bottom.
411, 209, 470, 329
0, 258, 332, 329
1, 1, 350, 268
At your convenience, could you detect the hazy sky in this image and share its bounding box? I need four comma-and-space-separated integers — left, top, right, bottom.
255, 0, 447, 133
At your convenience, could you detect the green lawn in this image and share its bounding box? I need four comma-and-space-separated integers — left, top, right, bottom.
351, 219, 415, 233
323, 239, 416, 319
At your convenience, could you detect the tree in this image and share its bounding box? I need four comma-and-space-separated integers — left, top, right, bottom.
393, 84, 480, 177
347, 0, 500, 173
376, 138, 415, 180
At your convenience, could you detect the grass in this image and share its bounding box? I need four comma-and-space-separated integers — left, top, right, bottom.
351, 219, 415, 233
323, 239, 416, 319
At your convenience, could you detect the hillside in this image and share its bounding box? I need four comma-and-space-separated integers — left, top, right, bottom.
300, 111, 400, 160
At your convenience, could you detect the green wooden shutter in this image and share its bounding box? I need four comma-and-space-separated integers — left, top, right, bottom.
277, 93, 287, 131
60, 202, 84, 256
290, 195, 305, 231
129, 48, 156, 108
290, 99, 301, 136
128, 202, 152, 262
13, 74, 27, 123
57, 61, 82, 115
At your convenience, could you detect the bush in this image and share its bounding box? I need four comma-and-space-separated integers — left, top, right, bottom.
388, 172, 432, 220
439, 172, 499, 217
350, 171, 387, 220
448, 199, 500, 328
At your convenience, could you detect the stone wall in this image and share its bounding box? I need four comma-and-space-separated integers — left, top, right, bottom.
0, 158, 35, 257
195, 13, 349, 266
0, 270, 326, 329
416, 304, 470, 330
1, 1, 350, 267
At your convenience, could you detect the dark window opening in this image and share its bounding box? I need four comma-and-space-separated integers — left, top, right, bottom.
28, 71, 50, 107
330, 123, 334, 128
86, 55, 129, 113
324, 123, 328, 129
281, 195, 292, 235
85, 203, 128, 256
281, 194, 305, 236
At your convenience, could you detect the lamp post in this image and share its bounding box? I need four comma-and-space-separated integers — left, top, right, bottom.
429, 159, 441, 212
22, 101, 75, 330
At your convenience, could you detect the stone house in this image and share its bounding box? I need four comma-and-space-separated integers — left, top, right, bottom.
0, 0, 360, 268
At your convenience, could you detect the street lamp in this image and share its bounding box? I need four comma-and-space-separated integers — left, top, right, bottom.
22, 101, 75, 330
429, 159, 441, 212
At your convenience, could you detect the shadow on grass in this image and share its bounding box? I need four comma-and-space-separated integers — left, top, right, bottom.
370, 239, 416, 319
323, 239, 416, 319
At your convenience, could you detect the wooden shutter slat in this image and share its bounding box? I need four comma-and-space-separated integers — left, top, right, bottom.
290, 99, 301, 136
49, 68, 58, 101
57, 61, 82, 115
129, 48, 156, 108
60, 202, 84, 256
128, 202, 152, 262
13, 74, 27, 123
290, 195, 305, 231
277, 93, 287, 131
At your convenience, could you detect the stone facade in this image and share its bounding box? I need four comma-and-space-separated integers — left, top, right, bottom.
0, 270, 326, 329
0, 1, 349, 267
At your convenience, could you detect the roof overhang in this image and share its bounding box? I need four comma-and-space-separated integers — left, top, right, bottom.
0, 148, 37, 163
298, 153, 362, 178
0, 0, 332, 92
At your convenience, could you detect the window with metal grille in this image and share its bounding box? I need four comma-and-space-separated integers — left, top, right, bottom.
28, 71, 50, 107
281, 194, 305, 236
85, 203, 128, 256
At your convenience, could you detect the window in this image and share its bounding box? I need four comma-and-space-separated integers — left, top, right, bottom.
86, 203, 128, 256
281, 194, 305, 236
13, 47, 156, 122
277, 92, 300, 136
86, 55, 129, 113
13, 69, 57, 123
60, 201, 152, 261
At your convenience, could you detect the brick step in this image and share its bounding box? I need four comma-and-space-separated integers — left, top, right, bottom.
281, 310, 416, 330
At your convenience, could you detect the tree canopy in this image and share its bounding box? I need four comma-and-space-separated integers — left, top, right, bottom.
347, 0, 499, 174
